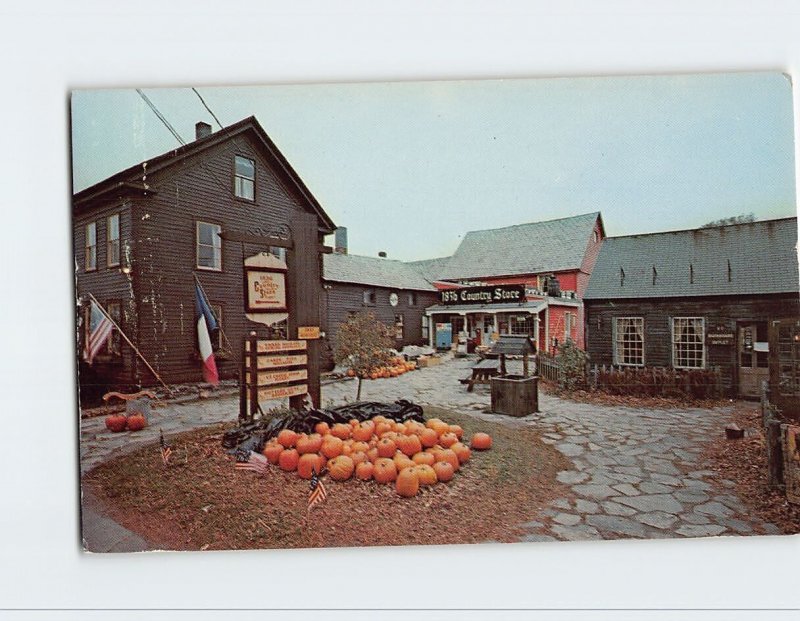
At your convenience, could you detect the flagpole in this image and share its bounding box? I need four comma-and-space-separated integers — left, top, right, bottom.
194, 273, 234, 352
86, 293, 174, 395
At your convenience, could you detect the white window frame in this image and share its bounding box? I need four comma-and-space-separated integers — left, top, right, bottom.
196, 221, 222, 271
234, 155, 255, 201
672, 317, 706, 369
363, 289, 376, 305
107, 213, 120, 267
85, 222, 97, 271
613, 316, 645, 366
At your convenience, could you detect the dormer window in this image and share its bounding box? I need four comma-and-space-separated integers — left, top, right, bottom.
234, 155, 255, 200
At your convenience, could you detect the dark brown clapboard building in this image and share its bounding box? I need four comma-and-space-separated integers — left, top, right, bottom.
583, 217, 800, 398
321, 242, 439, 362
73, 117, 336, 401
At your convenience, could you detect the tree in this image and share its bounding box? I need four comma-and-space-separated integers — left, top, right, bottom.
701, 213, 756, 228
333, 310, 394, 400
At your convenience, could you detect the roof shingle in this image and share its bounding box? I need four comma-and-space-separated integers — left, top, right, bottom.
324, 253, 437, 291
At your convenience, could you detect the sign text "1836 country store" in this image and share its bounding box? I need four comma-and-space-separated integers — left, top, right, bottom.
439, 285, 525, 305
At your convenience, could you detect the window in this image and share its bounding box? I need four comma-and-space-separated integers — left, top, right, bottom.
510, 314, 533, 336
196, 222, 222, 270
234, 155, 255, 200
268, 246, 287, 263
211, 304, 223, 351
614, 317, 644, 366
593, 231, 599, 243
673, 317, 705, 369
565, 312, 576, 342
363, 289, 376, 305
421, 315, 429, 340
105, 300, 122, 356
85, 222, 97, 271
107, 214, 120, 267
394, 314, 404, 341
408, 292, 417, 306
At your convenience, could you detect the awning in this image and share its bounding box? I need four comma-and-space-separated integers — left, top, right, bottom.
425, 300, 547, 316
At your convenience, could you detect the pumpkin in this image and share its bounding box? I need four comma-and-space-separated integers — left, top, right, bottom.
395, 467, 420, 498
394, 422, 407, 434
419, 428, 439, 448
355, 461, 374, 481
393, 452, 415, 472
350, 450, 368, 466
396, 433, 422, 457
372, 415, 388, 424
366, 447, 380, 463
126, 413, 146, 431
471, 432, 493, 450
377, 438, 397, 458
426, 418, 450, 436
296, 433, 323, 455
278, 448, 299, 472
320, 435, 344, 458
435, 448, 460, 471
351, 441, 369, 454
450, 442, 471, 464
349, 418, 359, 428
375, 421, 393, 436
352, 421, 375, 442
412, 451, 436, 466
297, 453, 325, 479
449, 424, 464, 439
328, 455, 355, 481
372, 458, 398, 484
105, 414, 127, 433
414, 464, 438, 486
404, 421, 425, 436
262, 441, 284, 464
314, 422, 330, 436
331, 423, 352, 440
277, 429, 298, 449
432, 460, 455, 482
439, 432, 458, 448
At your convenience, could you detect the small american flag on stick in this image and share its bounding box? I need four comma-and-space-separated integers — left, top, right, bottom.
307, 469, 327, 512
159, 429, 172, 466
234, 449, 269, 476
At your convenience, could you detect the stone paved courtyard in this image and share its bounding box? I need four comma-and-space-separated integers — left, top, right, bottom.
80, 353, 781, 542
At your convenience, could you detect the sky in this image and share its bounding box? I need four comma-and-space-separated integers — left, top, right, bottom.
71, 72, 797, 261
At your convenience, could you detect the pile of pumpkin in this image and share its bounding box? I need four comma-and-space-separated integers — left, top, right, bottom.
260, 416, 493, 498
346, 357, 417, 380
104, 412, 147, 433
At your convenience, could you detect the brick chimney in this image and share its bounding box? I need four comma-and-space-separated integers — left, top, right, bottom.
195, 121, 212, 140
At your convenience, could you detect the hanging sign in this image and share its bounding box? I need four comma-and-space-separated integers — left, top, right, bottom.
298, 326, 321, 340
245, 266, 287, 313
246, 339, 307, 353
439, 284, 525, 306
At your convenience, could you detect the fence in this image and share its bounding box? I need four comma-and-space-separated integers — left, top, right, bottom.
536, 352, 563, 384
588, 364, 722, 399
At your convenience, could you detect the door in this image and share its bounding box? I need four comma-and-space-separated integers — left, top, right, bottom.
770, 318, 800, 420
738, 321, 769, 398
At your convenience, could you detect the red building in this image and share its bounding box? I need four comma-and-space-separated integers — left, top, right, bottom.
410, 212, 605, 353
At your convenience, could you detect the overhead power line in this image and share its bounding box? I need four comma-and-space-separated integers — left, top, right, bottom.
136, 89, 186, 145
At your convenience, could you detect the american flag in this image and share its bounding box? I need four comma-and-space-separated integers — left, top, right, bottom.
159, 429, 172, 466
83, 299, 114, 364
234, 449, 269, 475
307, 470, 327, 512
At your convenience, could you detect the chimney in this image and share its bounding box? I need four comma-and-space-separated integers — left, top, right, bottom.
334, 227, 348, 254
195, 121, 212, 140
378, 251, 387, 258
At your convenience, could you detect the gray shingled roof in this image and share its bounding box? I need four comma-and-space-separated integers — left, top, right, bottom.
583, 217, 799, 300
324, 253, 437, 291
437, 212, 601, 280
406, 256, 453, 283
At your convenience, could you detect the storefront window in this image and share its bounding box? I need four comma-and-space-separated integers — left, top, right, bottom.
510, 314, 533, 336
672, 317, 705, 369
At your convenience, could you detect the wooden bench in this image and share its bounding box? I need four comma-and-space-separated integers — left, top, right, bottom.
466, 358, 501, 392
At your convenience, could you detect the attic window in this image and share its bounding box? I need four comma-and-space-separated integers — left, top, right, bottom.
234, 156, 255, 201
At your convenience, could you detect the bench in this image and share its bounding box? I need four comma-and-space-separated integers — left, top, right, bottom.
465, 358, 501, 392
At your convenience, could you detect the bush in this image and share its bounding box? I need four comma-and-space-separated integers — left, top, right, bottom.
556, 340, 588, 391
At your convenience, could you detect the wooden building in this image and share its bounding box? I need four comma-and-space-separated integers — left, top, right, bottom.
409, 212, 605, 353
321, 250, 440, 361
583, 217, 800, 398
73, 117, 336, 401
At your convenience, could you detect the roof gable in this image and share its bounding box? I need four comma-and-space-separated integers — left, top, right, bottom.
73, 116, 336, 233
584, 217, 800, 300
324, 253, 437, 291
437, 212, 601, 280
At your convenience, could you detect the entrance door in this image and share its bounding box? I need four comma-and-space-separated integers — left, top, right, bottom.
738, 321, 769, 398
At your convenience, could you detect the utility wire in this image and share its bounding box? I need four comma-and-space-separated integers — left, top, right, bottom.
136, 89, 186, 145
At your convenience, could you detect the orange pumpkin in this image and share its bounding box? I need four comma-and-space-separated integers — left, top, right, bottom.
432, 460, 455, 482
449, 424, 464, 439
394, 422, 407, 434
396, 433, 422, 457
471, 432, 493, 450
414, 464, 438, 486
372, 458, 398, 484
349, 418, 359, 428
126, 413, 146, 431
377, 437, 397, 458
278, 448, 299, 472
439, 432, 458, 448
328, 455, 355, 481
450, 442, 471, 464
375, 421, 392, 436
320, 435, 344, 459
426, 418, 450, 436
350, 441, 368, 453
355, 461, 374, 481
412, 451, 436, 466
262, 441, 284, 464
372, 415, 388, 424
366, 447, 380, 463
419, 428, 439, 448
393, 452, 415, 472
352, 421, 375, 442
297, 453, 325, 479
331, 423, 352, 440
277, 429, 298, 448
395, 467, 420, 498
105, 414, 128, 433
405, 421, 425, 436
314, 422, 330, 436
435, 448, 460, 471
351, 450, 368, 466
296, 433, 323, 455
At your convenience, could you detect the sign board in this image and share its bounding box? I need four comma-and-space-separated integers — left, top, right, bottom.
439, 284, 525, 306
257, 354, 308, 369
245, 266, 288, 313
257, 384, 308, 401
246, 339, 307, 353
298, 326, 320, 340
247, 368, 308, 386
